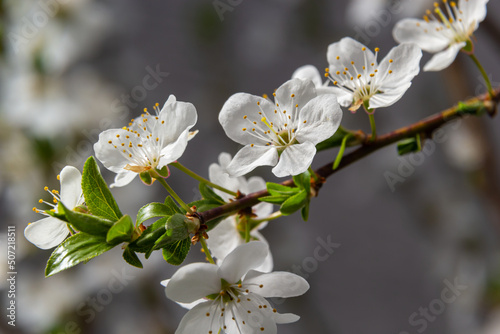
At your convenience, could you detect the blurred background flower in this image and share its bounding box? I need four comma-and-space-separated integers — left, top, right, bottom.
1, 0, 500, 333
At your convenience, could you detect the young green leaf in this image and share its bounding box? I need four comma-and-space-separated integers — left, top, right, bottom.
106, 215, 134, 245
397, 134, 422, 156
280, 190, 308, 216
259, 195, 290, 205
162, 238, 191, 265
123, 246, 143, 268
59, 202, 113, 237
199, 183, 226, 204
164, 196, 184, 214
154, 214, 189, 249
301, 202, 310, 221
293, 170, 311, 190
128, 217, 168, 253
137, 202, 176, 226
45, 233, 115, 277
266, 182, 301, 196
82, 157, 123, 221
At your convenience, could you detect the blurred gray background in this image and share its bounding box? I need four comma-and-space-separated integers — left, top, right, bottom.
2, 0, 500, 333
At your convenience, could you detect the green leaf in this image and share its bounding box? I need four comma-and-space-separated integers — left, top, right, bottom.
128, 217, 168, 254
266, 182, 301, 196
106, 215, 134, 245
162, 238, 191, 265
259, 195, 289, 205
45, 233, 115, 277
45, 209, 68, 222
139, 171, 153, 185
301, 203, 310, 221
154, 214, 189, 249
199, 183, 225, 204
293, 171, 311, 190
82, 157, 123, 221
397, 135, 421, 156
164, 196, 184, 214
59, 202, 113, 237
137, 202, 175, 226
123, 247, 143, 268
280, 190, 308, 216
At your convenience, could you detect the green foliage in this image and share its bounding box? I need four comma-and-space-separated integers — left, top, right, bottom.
162, 238, 191, 265
45, 233, 115, 277
106, 215, 134, 245
164, 196, 184, 214
123, 246, 143, 269
58, 202, 113, 237
397, 135, 422, 156
154, 214, 190, 250
137, 202, 177, 226
128, 217, 168, 256
280, 190, 308, 216
199, 182, 225, 204
139, 171, 153, 185
82, 157, 123, 221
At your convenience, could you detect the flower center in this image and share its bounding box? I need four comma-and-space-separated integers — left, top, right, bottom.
420, 1, 473, 44
241, 93, 301, 150
326, 47, 393, 111
107, 104, 166, 172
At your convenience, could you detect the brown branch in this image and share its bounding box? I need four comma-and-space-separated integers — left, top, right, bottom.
198, 88, 500, 224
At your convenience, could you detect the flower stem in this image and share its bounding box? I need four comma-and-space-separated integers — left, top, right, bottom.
151, 171, 193, 214
249, 211, 283, 226
469, 53, 494, 99
368, 112, 377, 141
171, 162, 238, 197
308, 166, 320, 182
199, 237, 215, 264
333, 133, 353, 170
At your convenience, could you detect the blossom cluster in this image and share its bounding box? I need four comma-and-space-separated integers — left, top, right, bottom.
24, 0, 492, 333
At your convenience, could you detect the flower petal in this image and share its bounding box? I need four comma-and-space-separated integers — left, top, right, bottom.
219, 93, 278, 146
59, 166, 82, 209
327, 87, 354, 107
110, 170, 137, 188
228, 294, 278, 334
157, 95, 198, 145
207, 217, 242, 263
291, 65, 323, 88
368, 83, 412, 109
165, 263, 220, 303
218, 241, 269, 283
226, 145, 279, 177
327, 37, 376, 74
376, 43, 422, 90
174, 301, 220, 334
275, 79, 316, 117
209, 152, 243, 202
157, 129, 190, 167
250, 231, 274, 273
271, 142, 316, 177
243, 270, 310, 298
295, 94, 343, 145
274, 313, 300, 324
24, 217, 69, 249
392, 19, 450, 52
459, 0, 489, 30
423, 42, 466, 72
94, 128, 133, 173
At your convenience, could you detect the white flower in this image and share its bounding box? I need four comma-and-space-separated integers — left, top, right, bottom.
326, 37, 422, 112
25, 166, 84, 249
291, 65, 337, 95
207, 153, 273, 272
393, 0, 489, 72
94, 95, 198, 187
162, 241, 309, 334
219, 78, 343, 177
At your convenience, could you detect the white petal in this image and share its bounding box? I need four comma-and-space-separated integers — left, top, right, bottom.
94, 128, 132, 173
275, 79, 317, 117
165, 263, 220, 303
157, 129, 190, 167
218, 241, 269, 283
110, 170, 137, 188
459, 0, 489, 30
291, 65, 323, 87
219, 93, 278, 146
368, 83, 412, 109
243, 270, 310, 298
226, 293, 277, 334
207, 217, 242, 263
272, 142, 316, 177
423, 42, 466, 72
24, 217, 69, 249
327, 37, 376, 74
327, 87, 354, 107
393, 19, 450, 52
274, 313, 300, 324
158, 95, 198, 145
175, 302, 220, 334
226, 145, 279, 177
59, 166, 82, 209
295, 94, 343, 145
209, 153, 242, 202
376, 43, 422, 89
250, 231, 274, 273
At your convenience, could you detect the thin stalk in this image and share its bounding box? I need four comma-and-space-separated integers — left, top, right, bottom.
152, 172, 192, 214
199, 237, 215, 264
248, 211, 283, 226
333, 133, 353, 170
308, 166, 320, 182
171, 162, 238, 197
469, 53, 494, 99
368, 112, 377, 141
